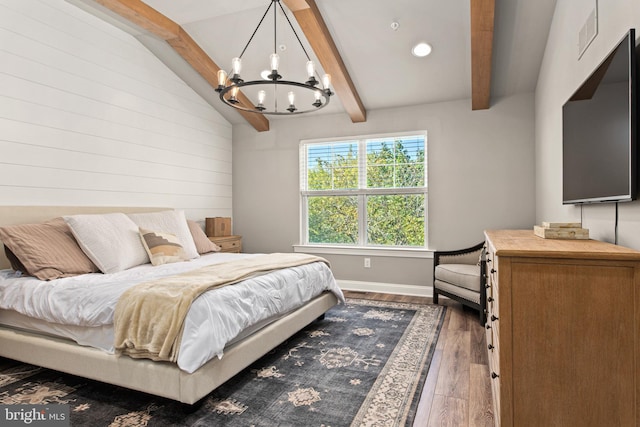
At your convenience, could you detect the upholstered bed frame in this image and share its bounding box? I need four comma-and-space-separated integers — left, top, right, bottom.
0, 206, 338, 404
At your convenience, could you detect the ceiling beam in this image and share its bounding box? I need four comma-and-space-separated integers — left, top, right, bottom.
470, 0, 495, 110
283, 0, 366, 123
94, 0, 179, 39
94, 0, 270, 132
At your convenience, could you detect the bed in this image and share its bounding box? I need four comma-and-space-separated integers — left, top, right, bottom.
0, 206, 342, 404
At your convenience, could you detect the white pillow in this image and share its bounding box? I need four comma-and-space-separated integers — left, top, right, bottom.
127, 210, 199, 260
64, 213, 149, 274
139, 227, 188, 266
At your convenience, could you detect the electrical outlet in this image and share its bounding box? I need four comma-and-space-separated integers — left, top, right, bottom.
364, 258, 371, 268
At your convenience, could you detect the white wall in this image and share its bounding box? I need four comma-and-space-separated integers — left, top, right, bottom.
535, 0, 640, 248
0, 0, 232, 220
233, 93, 536, 287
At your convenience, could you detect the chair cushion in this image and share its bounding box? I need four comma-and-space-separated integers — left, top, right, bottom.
434, 263, 480, 292
434, 280, 481, 305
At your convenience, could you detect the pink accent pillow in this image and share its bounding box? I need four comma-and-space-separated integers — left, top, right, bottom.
187, 220, 221, 254
0, 218, 99, 280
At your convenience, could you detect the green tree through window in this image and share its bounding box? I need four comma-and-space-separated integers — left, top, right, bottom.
301, 134, 426, 247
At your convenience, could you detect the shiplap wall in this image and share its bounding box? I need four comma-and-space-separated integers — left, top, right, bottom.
0, 0, 232, 220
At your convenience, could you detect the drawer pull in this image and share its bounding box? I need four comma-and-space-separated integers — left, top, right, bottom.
491, 372, 499, 379
487, 297, 494, 302
490, 268, 496, 274
491, 315, 499, 322
486, 324, 491, 330
488, 344, 494, 350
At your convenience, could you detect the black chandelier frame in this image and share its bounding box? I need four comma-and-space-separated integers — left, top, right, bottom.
215, 0, 332, 115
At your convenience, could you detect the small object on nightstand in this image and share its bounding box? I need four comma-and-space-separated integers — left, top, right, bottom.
205, 217, 232, 237
208, 235, 242, 253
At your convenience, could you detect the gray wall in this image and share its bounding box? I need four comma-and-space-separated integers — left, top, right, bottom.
535, 0, 640, 249
233, 93, 536, 289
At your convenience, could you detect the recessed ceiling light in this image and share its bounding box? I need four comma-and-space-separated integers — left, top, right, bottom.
412, 42, 432, 57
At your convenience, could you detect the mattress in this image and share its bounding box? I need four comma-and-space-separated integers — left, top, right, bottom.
0, 252, 343, 373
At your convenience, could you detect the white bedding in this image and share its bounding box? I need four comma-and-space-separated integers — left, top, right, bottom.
0, 252, 343, 373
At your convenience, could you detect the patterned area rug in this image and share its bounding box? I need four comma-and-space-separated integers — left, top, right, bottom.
0, 299, 445, 426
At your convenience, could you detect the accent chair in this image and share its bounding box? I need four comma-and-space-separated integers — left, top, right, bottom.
433, 242, 486, 324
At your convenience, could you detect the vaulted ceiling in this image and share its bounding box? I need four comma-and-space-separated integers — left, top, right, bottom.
68, 0, 557, 132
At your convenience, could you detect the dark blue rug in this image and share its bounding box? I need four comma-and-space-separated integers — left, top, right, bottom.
0, 299, 445, 426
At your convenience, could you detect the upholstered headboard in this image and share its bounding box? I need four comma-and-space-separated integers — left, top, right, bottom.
0, 206, 169, 270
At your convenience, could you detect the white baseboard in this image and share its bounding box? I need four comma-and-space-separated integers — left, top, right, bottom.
337, 279, 433, 298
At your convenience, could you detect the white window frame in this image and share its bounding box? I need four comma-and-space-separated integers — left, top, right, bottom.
295, 131, 429, 258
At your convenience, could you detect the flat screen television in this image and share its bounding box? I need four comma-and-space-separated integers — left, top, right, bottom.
562, 29, 637, 204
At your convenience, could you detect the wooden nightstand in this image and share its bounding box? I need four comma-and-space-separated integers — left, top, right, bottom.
208, 235, 242, 253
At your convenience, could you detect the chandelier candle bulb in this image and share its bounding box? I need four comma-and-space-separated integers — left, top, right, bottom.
323, 73, 331, 89
287, 91, 297, 112
313, 90, 322, 107
232, 57, 241, 74
229, 86, 239, 104
306, 61, 318, 86
231, 57, 242, 82
257, 90, 266, 111
216, 69, 227, 90
270, 54, 280, 73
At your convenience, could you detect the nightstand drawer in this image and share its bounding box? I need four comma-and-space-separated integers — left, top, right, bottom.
208, 235, 242, 253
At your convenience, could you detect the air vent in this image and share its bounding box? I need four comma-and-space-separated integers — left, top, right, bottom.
578, 5, 598, 59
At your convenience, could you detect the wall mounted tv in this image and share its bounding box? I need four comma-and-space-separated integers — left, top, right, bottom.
562, 28, 637, 204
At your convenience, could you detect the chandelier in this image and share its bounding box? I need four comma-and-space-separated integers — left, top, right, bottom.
215, 0, 332, 115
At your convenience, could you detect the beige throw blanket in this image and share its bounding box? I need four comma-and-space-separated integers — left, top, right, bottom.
113, 253, 329, 362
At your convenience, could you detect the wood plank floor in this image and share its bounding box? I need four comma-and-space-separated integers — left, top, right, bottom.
343, 291, 494, 427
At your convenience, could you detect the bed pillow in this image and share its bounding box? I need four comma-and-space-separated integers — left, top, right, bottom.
187, 220, 221, 254
4, 245, 27, 273
139, 228, 188, 266
0, 218, 99, 280
64, 213, 149, 274
128, 210, 199, 260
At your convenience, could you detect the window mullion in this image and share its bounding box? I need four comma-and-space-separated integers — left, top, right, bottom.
300, 194, 308, 244
358, 140, 367, 245
358, 194, 366, 246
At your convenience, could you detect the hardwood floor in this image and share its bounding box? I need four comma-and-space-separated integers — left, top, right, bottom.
343, 291, 494, 427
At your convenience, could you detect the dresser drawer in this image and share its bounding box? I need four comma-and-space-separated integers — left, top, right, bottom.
488, 319, 501, 427
208, 235, 242, 253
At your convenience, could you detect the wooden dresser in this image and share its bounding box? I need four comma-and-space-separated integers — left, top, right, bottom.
484, 229, 640, 427
208, 235, 242, 253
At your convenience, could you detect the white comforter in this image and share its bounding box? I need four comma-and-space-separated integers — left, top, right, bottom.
0, 252, 343, 373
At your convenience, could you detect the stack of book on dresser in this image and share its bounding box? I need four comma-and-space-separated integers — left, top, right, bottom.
533, 222, 589, 239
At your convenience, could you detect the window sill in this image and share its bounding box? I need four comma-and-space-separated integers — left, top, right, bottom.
292, 244, 433, 259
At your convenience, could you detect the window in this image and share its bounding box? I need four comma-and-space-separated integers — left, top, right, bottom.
300, 133, 427, 248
